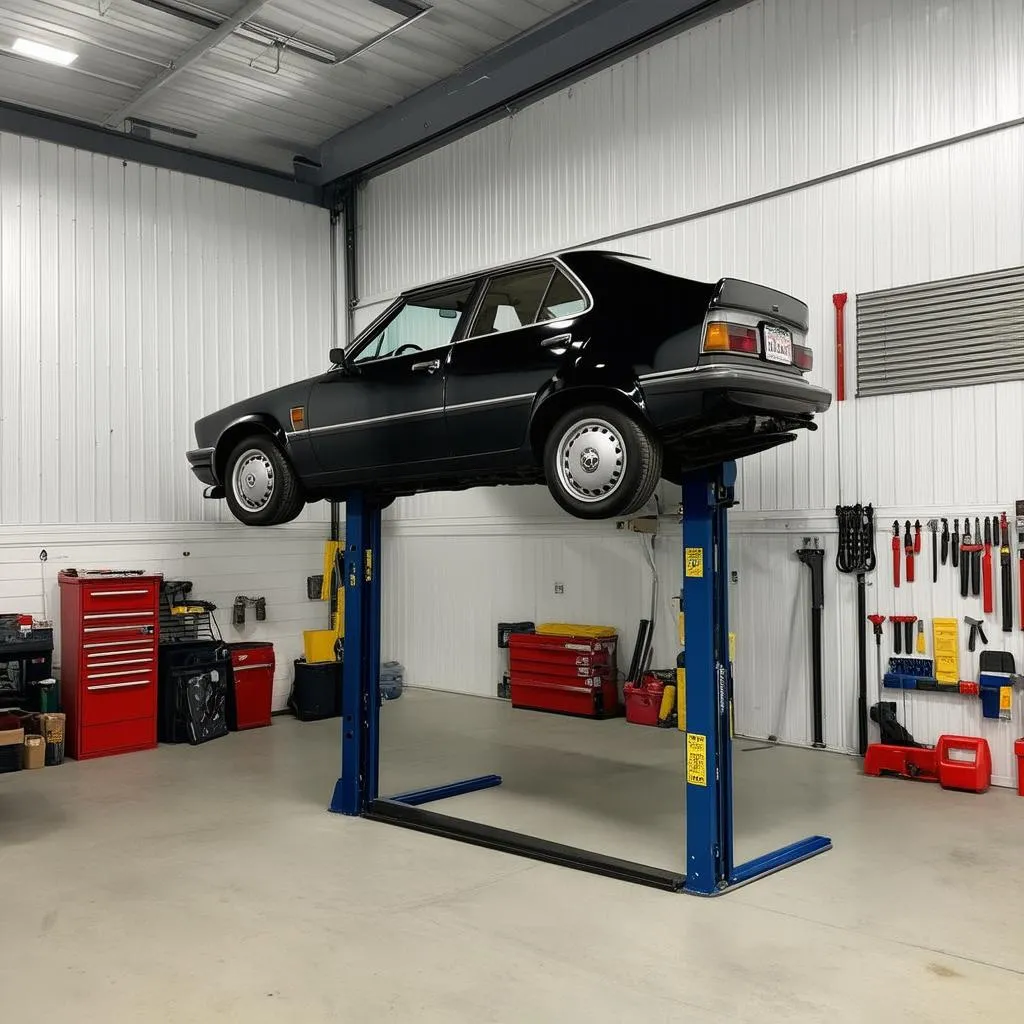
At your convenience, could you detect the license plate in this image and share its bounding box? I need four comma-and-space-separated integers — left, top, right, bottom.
763, 325, 793, 364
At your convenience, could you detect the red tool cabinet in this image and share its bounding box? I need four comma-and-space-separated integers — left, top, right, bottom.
59, 572, 162, 760
508, 632, 619, 718
227, 642, 275, 730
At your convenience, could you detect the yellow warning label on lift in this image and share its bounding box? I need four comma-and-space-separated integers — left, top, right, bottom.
686, 732, 707, 786
685, 548, 704, 578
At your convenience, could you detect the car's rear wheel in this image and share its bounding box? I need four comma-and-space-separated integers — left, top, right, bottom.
224, 435, 305, 526
543, 404, 661, 520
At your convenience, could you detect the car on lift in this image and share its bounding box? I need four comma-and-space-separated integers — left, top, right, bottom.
186, 250, 831, 526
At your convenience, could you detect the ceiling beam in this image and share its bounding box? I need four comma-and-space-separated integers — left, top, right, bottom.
104, 0, 272, 128
314, 0, 732, 186
0, 101, 324, 205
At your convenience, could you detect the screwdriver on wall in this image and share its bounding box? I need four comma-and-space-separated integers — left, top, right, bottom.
973, 517, 983, 596
1000, 513, 1012, 633
892, 521, 901, 587
951, 518, 960, 569
983, 516, 994, 614
905, 520, 915, 583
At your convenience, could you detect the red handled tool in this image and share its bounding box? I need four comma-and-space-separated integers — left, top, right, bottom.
904, 520, 915, 583
982, 516, 994, 614
913, 520, 922, 555
892, 521, 901, 588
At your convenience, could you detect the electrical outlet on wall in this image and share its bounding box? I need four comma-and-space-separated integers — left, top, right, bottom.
554, 582, 564, 595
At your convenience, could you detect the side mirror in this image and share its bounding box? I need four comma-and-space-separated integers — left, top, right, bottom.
329, 347, 346, 366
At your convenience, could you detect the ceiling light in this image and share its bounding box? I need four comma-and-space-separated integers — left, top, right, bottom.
12, 38, 78, 67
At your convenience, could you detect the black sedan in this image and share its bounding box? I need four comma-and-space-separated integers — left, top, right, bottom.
187, 250, 831, 525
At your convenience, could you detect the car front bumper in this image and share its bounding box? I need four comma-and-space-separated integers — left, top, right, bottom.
186, 447, 220, 491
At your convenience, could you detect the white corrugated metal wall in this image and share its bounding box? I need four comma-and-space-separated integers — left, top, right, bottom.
0, 133, 334, 706
358, 0, 1024, 784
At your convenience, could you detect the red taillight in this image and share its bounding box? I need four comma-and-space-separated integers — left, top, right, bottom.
794, 344, 813, 371
703, 322, 759, 355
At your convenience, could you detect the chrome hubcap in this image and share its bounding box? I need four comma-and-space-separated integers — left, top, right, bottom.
556, 419, 626, 502
232, 449, 275, 511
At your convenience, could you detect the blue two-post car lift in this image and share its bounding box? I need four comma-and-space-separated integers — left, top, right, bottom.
330, 462, 831, 894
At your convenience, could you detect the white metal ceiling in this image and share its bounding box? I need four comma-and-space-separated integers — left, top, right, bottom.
0, 0, 581, 171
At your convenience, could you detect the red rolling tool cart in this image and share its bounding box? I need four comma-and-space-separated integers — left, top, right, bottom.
227, 642, 275, 730
59, 571, 162, 759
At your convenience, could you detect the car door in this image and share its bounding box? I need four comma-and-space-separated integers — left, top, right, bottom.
444, 264, 591, 457
306, 282, 476, 479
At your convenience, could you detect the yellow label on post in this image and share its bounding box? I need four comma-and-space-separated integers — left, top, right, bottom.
1000, 686, 1012, 712
685, 548, 704, 578
686, 732, 707, 786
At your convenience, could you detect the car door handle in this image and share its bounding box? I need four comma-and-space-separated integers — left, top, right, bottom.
541, 334, 572, 349
411, 359, 441, 373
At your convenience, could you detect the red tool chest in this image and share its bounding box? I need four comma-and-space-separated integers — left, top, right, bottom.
227, 642, 275, 730
508, 632, 619, 718
59, 572, 162, 760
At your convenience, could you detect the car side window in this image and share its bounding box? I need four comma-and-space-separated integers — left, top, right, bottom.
469, 267, 556, 337
351, 284, 475, 365
541, 270, 588, 319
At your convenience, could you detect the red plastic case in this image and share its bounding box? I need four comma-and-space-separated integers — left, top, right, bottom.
228, 642, 275, 730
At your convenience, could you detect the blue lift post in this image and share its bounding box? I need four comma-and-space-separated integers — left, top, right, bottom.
330, 492, 502, 816
331, 464, 830, 893
681, 463, 832, 895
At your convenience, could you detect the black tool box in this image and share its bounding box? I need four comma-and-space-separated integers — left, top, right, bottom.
0, 615, 53, 707
290, 659, 341, 721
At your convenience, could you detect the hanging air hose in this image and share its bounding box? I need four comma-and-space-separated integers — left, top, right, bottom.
835, 504, 877, 756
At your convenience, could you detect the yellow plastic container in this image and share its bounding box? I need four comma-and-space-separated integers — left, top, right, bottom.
303, 607, 343, 664
303, 629, 337, 664
536, 622, 617, 638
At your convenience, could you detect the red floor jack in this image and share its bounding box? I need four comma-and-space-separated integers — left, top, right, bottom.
865, 735, 992, 793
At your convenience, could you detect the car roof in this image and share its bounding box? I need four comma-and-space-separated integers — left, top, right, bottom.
400, 249, 641, 298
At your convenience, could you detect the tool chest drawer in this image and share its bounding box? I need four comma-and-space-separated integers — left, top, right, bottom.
81, 676, 157, 727
60, 571, 163, 760
81, 582, 161, 614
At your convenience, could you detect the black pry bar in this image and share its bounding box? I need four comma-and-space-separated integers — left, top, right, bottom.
1001, 513, 1013, 633
951, 518, 960, 568
973, 516, 982, 596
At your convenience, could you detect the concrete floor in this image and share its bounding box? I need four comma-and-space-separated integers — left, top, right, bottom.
1, 690, 1023, 1022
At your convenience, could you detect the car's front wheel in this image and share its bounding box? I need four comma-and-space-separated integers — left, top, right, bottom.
543, 404, 662, 520
224, 435, 305, 526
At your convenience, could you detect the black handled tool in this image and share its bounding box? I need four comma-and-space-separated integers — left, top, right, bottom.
960, 519, 971, 597
1001, 512, 1013, 633
941, 518, 950, 565
973, 517, 982, 596
951, 518, 960, 568
965, 615, 988, 653
927, 519, 938, 583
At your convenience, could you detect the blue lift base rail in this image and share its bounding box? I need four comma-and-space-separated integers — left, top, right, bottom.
330, 464, 832, 894
389, 774, 504, 807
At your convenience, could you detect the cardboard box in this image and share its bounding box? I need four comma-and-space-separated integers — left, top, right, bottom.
33, 712, 65, 765
23, 734, 44, 769
0, 726, 25, 773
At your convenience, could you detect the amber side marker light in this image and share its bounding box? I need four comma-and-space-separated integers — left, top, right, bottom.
290, 406, 306, 430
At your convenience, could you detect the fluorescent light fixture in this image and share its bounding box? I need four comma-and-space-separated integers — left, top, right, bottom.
12, 38, 78, 67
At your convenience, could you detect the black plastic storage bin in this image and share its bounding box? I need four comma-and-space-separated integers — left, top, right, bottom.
290, 659, 341, 721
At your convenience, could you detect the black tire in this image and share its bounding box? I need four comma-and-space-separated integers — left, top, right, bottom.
223, 434, 305, 527
543, 404, 662, 520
